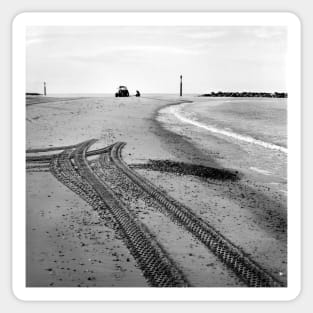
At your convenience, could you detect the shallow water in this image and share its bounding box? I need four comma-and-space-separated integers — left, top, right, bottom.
176, 98, 287, 148
168, 102, 287, 153
157, 97, 287, 192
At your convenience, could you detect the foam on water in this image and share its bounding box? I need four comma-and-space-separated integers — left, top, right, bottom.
249, 167, 272, 175
164, 104, 287, 154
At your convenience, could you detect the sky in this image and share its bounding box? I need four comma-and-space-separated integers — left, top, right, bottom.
26, 26, 287, 94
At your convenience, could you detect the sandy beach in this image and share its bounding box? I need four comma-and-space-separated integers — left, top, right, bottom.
26, 95, 287, 287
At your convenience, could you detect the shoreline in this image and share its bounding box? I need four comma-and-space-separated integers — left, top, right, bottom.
155, 97, 287, 184
163, 102, 287, 153
150, 98, 222, 167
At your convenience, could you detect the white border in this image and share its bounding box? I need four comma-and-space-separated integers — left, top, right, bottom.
12, 12, 301, 301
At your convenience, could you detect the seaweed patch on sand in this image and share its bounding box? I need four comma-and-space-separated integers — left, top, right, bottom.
130, 160, 242, 181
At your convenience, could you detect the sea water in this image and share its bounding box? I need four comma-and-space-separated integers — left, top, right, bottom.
170, 98, 287, 152
157, 97, 287, 193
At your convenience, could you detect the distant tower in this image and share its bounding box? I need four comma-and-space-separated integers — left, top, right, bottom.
180, 75, 182, 97
44, 82, 47, 96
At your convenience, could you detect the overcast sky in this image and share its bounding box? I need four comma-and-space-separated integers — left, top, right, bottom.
26, 26, 287, 94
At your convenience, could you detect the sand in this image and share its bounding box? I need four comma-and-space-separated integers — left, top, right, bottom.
26, 95, 287, 286
26, 171, 146, 287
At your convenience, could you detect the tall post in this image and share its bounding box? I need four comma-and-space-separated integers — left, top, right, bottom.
44, 82, 47, 96
180, 75, 182, 97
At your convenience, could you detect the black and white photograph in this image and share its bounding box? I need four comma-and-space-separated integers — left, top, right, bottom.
12, 12, 300, 299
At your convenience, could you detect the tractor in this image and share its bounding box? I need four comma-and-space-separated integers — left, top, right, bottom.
115, 86, 129, 97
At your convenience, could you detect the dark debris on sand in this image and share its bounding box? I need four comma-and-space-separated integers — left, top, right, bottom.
130, 160, 241, 182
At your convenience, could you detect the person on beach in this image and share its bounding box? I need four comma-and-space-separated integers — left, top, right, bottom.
135, 90, 141, 97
